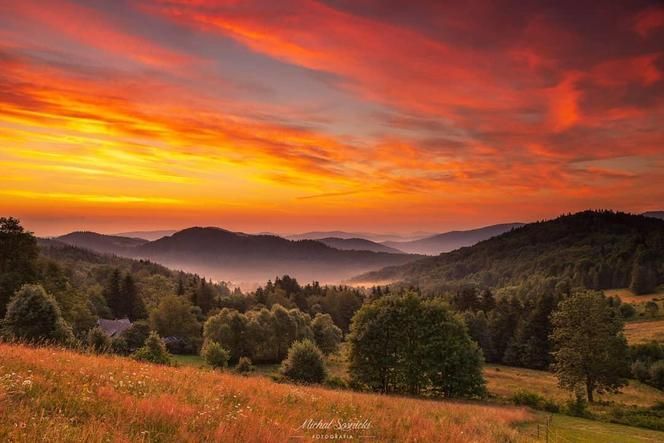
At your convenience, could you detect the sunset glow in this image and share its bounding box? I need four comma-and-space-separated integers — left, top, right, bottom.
1, 0, 663, 235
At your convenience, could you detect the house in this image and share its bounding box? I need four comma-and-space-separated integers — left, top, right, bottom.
97, 318, 132, 337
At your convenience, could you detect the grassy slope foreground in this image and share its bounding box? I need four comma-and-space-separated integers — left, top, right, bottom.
0, 343, 534, 443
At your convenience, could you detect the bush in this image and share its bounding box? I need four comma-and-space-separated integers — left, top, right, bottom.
645, 301, 659, 318
324, 375, 349, 390
510, 390, 560, 412
619, 303, 637, 319
280, 339, 327, 384
632, 360, 651, 383
87, 327, 111, 353
2, 284, 74, 344
648, 360, 664, 389
120, 320, 150, 352
132, 332, 172, 365
235, 356, 254, 374
202, 340, 230, 369
563, 391, 591, 418
511, 390, 545, 408
608, 404, 664, 432
110, 336, 129, 355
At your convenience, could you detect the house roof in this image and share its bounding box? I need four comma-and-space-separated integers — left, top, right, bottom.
97, 318, 132, 337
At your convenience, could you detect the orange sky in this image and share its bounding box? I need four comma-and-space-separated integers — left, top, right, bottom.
1, 0, 663, 236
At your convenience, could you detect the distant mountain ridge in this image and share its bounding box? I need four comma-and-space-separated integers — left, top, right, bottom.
382, 223, 525, 255
316, 237, 404, 254
643, 211, 664, 220
286, 231, 429, 243
56, 231, 148, 255
56, 227, 421, 285
114, 229, 177, 241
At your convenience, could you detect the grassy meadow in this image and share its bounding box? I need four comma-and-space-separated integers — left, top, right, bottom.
485, 365, 663, 408
0, 342, 535, 443
625, 320, 664, 344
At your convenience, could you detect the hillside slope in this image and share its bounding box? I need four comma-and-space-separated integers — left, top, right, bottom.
354, 211, 664, 292
0, 343, 533, 442
382, 223, 525, 255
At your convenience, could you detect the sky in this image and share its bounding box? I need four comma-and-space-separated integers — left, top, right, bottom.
1, 0, 663, 237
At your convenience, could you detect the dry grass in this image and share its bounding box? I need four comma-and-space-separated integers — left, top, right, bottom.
486, 365, 664, 408
625, 320, 664, 344
0, 343, 534, 442
605, 289, 664, 305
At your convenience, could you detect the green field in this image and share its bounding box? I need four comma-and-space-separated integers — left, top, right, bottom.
543, 414, 664, 442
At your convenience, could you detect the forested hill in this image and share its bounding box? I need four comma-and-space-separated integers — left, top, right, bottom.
353, 211, 664, 294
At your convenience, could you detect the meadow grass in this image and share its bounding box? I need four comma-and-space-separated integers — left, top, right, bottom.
544, 414, 664, 442
485, 365, 664, 408
605, 289, 664, 305
0, 342, 534, 442
624, 320, 664, 344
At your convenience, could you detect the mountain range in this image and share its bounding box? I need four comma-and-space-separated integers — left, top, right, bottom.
381, 223, 525, 255
55, 228, 422, 286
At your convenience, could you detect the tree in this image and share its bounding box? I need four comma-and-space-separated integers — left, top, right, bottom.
235, 356, 254, 374
550, 291, 629, 402
103, 269, 124, 319
630, 250, 657, 295
122, 275, 147, 321
0, 217, 38, 317
311, 313, 342, 355
645, 301, 659, 318
132, 331, 172, 365
202, 340, 230, 369
204, 308, 250, 362
280, 339, 327, 384
150, 295, 202, 353
272, 304, 297, 359
349, 293, 485, 398
195, 279, 216, 315
2, 284, 73, 344
120, 320, 151, 352
648, 361, 664, 389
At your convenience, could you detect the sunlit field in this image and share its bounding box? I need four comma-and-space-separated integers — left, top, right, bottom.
485, 365, 664, 408
0, 343, 534, 442
605, 289, 664, 306
625, 320, 664, 344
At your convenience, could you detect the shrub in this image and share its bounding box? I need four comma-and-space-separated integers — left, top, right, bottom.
202, 340, 230, 369
648, 360, 664, 389
2, 284, 74, 344
235, 356, 254, 374
632, 360, 650, 383
619, 303, 636, 319
120, 320, 150, 352
511, 390, 545, 409
280, 339, 327, 384
87, 327, 111, 353
645, 301, 659, 318
509, 390, 560, 412
563, 390, 591, 418
325, 375, 349, 390
110, 336, 129, 355
608, 405, 664, 432
132, 332, 172, 365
